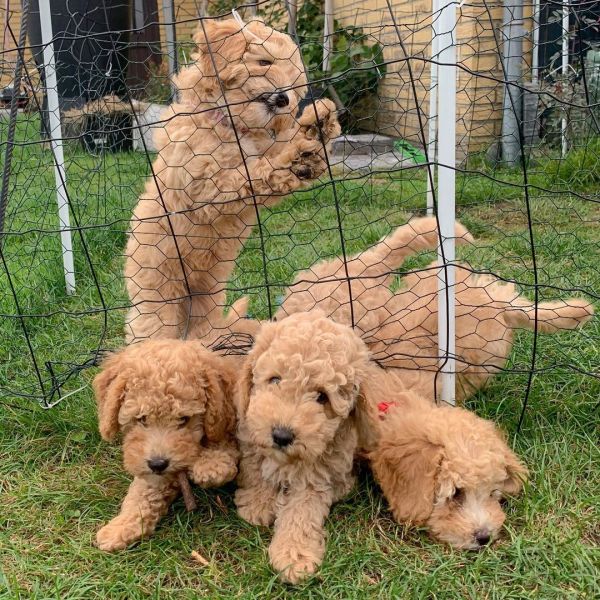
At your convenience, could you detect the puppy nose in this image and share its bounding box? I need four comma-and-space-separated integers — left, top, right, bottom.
273, 92, 289, 107
474, 529, 491, 546
272, 426, 295, 448
147, 457, 170, 473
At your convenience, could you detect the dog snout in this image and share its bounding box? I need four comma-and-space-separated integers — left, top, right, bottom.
260, 91, 290, 110
147, 456, 170, 473
474, 529, 491, 546
273, 92, 289, 108
271, 426, 295, 448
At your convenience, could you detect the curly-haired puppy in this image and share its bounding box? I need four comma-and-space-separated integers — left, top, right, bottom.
278, 216, 593, 401
369, 389, 528, 549
125, 17, 340, 343
234, 311, 377, 583
93, 340, 238, 551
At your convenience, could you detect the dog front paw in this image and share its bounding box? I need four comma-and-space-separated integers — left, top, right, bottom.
298, 98, 341, 144
190, 457, 238, 488
235, 487, 276, 527
95, 522, 138, 552
269, 540, 321, 584
289, 140, 327, 180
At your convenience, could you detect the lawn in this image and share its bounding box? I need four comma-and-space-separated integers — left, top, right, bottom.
0, 116, 599, 598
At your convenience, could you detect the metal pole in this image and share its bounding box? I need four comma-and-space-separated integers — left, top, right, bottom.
436, 0, 456, 405
501, 0, 524, 166
39, 0, 75, 294
561, 0, 569, 156
532, 0, 540, 84
426, 0, 440, 216
162, 0, 178, 100
286, 0, 297, 38
323, 0, 333, 72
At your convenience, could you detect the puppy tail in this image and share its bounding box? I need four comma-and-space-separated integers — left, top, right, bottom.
503, 298, 594, 333
347, 216, 473, 285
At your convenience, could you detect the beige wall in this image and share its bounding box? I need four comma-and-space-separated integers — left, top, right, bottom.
335, 0, 535, 156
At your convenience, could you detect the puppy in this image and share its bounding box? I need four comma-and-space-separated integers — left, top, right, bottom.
125, 18, 340, 343
93, 340, 238, 551
278, 217, 593, 401
369, 388, 528, 549
234, 311, 377, 583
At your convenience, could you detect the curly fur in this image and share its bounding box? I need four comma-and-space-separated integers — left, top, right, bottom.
124, 18, 340, 343
368, 390, 528, 549
234, 311, 377, 583
278, 216, 594, 401
93, 339, 239, 551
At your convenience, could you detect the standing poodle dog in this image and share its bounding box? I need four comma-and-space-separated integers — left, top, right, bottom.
369, 389, 528, 549
93, 340, 238, 551
125, 18, 340, 343
234, 311, 377, 583
278, 217, 593, 401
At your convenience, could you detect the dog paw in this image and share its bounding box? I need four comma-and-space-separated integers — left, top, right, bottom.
190, 459, 238, 488
234, 488, 275, 527
298, 98, 341, 144
269, 546, 320, 584
95, 523, 135, 552
289, 140, 327, 181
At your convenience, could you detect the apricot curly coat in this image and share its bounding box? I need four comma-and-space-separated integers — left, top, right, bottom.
234, 311, 378, 583
369, 388, 528, 549
278, 216, 594, 401
124, 18, 340, 343
93, 340, 238, 551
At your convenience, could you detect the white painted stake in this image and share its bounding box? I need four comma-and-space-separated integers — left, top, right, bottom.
426, 0, 440, 216
323, 0, 334, 72
162, 0, 178, 100
532, 0, 540, 85
436, 0, 457, 405
561, 0, 569, 157
39, 0, 75, 294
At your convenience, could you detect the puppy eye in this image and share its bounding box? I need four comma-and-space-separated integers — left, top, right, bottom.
316, 391, 329, 405
452, 488, 465, 503
268, 376, 281, 384
137, 416, 148, 427
258, 59, 273, 66
177, 416, 190, 428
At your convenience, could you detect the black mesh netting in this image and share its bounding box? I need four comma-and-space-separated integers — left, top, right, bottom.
0, 0, 598, 419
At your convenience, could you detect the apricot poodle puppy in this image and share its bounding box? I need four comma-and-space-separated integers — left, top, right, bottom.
93, 340, 238, 551
369, 388, 528, 549
125, 17, 340, 343
278, 216, 593, 401
234, 311, 377, 583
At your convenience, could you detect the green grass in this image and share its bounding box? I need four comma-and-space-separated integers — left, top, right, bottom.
0, 117, 599, 598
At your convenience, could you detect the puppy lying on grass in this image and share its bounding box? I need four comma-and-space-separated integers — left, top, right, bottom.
278, 216, 593, 401
367, 381, 528, 550
93, 340, 238, 551
234, 311, 377, 583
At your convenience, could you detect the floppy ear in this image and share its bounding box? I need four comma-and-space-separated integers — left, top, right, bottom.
235, 356, 255, 419
201, 360, 236, 443
500, 446, 528, 495
370, 411, 444, 525
353, 378, 381, 452
93, 352, 129, 442
192, 19, 248, 79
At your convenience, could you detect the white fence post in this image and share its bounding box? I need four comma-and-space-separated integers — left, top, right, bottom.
426, 0, 440, 216
436, 0, 457, 405
561, 0, 569, 156
39, 0, 75, 295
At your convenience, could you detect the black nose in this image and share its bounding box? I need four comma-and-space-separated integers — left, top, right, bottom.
273, 92, 289, 107
475, 530, 491, 546
272, 426, 295, 448
147, 457, 170, 473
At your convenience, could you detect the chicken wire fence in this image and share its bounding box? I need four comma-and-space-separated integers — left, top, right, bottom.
0, 0, 598, 418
